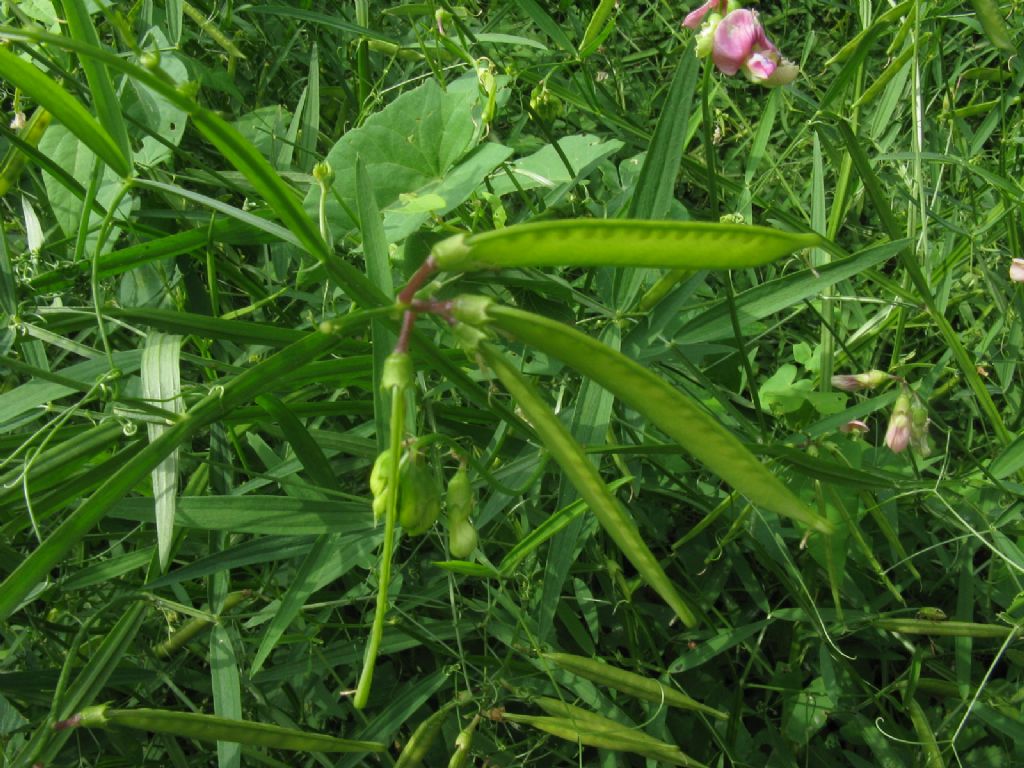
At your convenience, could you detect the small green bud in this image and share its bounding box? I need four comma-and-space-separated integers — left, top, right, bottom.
529, 83, 562, 122
382, 352, 413, 390
446, 465, 473, 524
312, 160, 335, 186
139, 49, 161, 70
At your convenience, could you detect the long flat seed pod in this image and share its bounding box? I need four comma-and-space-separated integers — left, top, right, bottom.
431, 220, 823, 272
540, 652, 727, 720
500, 712, 706, 768
473, 301, 831, 533
477, 343, 698, 627
59, 705, 384, 753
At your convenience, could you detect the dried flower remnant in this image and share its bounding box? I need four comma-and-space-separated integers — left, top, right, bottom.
839, 419, 870, 434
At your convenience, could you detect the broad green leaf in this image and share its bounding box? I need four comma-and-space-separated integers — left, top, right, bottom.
479, 303, 833, 533
0, 45, 130, 177
131, 27, 189, 166
432, 220, 823, 271
478, 343, 699, 627
38, 124, 132, 253
308, 74, 511, 242
141, 332, 184, 571
487, 134, 623, 197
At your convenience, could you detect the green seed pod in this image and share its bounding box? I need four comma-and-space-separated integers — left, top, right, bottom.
399, 456, 441, 535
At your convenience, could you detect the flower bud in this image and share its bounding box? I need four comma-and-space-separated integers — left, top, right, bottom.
831, 369, 889, 392
910, 399, 931, 457
885, 390, 913, 454
529, 83, 563, 122
369, 449, 395, 525
382, 352, 413, 391
446, 465, 473, 524
448, 519, 478, 559
312, 160, 335, 187
398, 455, 441, 535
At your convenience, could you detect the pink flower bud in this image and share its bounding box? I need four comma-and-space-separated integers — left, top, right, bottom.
1010, 258, 1024, 283
683, 0, 727, 30
885, 391, 913, 454
830, 369, 890, 392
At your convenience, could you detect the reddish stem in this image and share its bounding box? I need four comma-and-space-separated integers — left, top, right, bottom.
395, 309, 417, 354
397, 255, 438, 305
53, 713, 82, 731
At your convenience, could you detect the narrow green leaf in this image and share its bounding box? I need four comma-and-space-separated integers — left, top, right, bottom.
72, 705, 384, 752
0, 314, 376, 622
58, 0, 133, 167
432, 220, 823, 272
478, 343, 699, 627
141, 332, 184, 571
480, 303, 832, 533
0, 46, 130, 177
210, 624, 242, 768
579, 0, 617, 56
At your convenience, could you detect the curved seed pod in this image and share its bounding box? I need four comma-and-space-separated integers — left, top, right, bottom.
430, 219, 824, 273
395, 703, 456, 768
477, 343, 698, 627
540, 652, 727, 720
61, 705, 384, 753
500, 712, 705, 768
478, 302, 831, 534
533, 697, 695, 750
399, 456, 441, 535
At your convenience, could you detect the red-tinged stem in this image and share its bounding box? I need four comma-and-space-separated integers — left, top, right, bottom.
397, 255, 437, 304
395, 309, 417, 354
410, 298, 456, 324
53, 713, 82, 731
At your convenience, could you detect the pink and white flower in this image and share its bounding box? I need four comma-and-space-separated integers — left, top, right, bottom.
712, 9, 798, 86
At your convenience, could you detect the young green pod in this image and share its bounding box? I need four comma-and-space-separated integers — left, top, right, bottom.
446, 465, 473, 524
394, 703, 455, 768
447, 714, 480, 768
540, 652, 727, 720
399, 455, 441, 535
57, 705, 384, 753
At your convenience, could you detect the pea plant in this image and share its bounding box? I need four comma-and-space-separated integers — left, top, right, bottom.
1, 0, 1023, 766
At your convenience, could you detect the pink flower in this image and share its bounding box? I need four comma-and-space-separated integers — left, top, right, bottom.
683, 0, 727, 30
1010, 258, 1024, 283
840, 419, 870, 434
712, 9, 799, 87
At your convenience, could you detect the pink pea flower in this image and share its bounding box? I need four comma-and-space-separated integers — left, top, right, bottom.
712, 9, 799, 87
1010, 258, 1024, 283
683, 0, 727, 30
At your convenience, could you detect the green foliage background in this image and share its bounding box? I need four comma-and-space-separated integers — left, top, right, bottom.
1, 0, 1023, 766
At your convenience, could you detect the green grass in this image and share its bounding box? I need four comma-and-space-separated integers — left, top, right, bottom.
1, 1, 1023, 766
